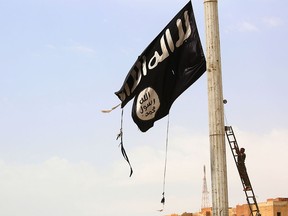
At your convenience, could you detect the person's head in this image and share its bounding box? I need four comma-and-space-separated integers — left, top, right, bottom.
240, 148, 245, 153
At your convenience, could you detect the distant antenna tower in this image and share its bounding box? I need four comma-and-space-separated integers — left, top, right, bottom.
201, 165, 210, 209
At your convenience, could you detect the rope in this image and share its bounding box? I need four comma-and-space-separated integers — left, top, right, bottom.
160, 115, 170, 209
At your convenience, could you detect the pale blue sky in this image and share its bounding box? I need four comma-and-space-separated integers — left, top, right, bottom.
0, 0, 287, 216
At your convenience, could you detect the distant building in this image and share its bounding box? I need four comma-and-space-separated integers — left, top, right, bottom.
233, 197, 288, 216
195, 207, 212, 216
164, 208, 212, 216
165, 197, 288, 216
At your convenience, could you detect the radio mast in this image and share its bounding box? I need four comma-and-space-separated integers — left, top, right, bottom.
201, 165, 210, 209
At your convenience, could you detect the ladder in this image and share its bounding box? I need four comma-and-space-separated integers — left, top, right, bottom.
224, 126, 261, 216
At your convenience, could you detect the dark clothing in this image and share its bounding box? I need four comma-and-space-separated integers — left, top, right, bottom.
237, 150, 251, 188
237, 152, 246, 165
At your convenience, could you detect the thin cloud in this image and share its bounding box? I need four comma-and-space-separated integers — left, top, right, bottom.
44, 43, 96, 55
226, 17, 284, 34
225, 21, 259, 33
237, 21, 259, 32
262, 16, 284, 27
68, 45, 96, 54
45, 44, 57, 49
64, 39, 96, 55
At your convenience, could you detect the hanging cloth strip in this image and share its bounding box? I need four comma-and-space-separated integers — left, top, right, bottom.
116, 109, 133, 177
101, 103, 121, 113
101, 104, 132, 177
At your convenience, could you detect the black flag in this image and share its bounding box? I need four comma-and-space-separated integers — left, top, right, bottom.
115, 1, 206, 132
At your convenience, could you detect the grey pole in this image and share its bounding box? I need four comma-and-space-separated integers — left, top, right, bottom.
203, 0, 229, 216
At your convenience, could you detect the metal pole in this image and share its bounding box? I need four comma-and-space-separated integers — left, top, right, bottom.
203, 0, 229, 216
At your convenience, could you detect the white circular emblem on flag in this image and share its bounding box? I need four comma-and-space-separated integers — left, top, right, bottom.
136, 87, 160, 121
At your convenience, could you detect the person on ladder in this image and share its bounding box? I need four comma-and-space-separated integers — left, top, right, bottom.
236, 147, 252, 191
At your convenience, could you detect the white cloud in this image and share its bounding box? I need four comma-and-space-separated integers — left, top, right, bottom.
0, 127, 287, 216
225, 127, 288, 206
0, 157, 105, 216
